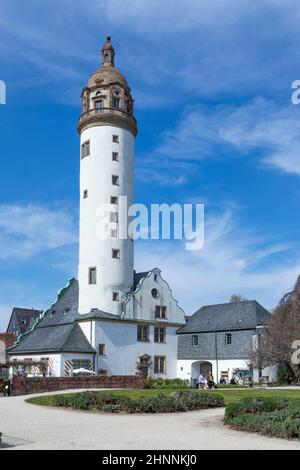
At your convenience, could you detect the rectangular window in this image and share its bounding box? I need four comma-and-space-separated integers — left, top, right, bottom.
88, 267, 97, 285
154, 356, 166, 374
111, 196, 118, 205
112, 175, 119, 186
95, 100, 103, 110
112, 249, 120, 259
225, 333, 232, 345
112, 135, 119, 143
112, 152, 119, 162
72, 360, 91, 370
155, 306, 168, 320
81, 141, 90, 159
137, 325, 149, 342
83, 190, 88, 199
110, 228, 118, 239
98, 344, 106, 356
113, 97, 120, 108
154, 327, 166, 343
112, 292, 120, 302
110, 212, 119, 223
192, 335, 199, 346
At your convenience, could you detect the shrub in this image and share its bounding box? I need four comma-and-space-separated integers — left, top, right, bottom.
53, 390, 225, 414
143, 378, 190, 389
225, 397, 300, 440
278, 368, 288, 386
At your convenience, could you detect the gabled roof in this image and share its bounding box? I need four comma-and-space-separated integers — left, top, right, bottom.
7, 323, 95, 355
177, 301, 272, 334
7, 279, 95, 356
6, 308, 42, 334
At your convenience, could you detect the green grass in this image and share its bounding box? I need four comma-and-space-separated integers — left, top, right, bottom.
26, 387, 300, 408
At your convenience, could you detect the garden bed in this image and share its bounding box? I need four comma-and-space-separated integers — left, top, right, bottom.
224, 397, 300, 440
27, 390, 225, 414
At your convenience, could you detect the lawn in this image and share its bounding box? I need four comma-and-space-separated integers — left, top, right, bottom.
26, 387, 300, 407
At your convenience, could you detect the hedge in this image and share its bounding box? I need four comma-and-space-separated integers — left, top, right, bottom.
143, 378, 190, 389
53, 390, 225, 414
224, 397, 300, 440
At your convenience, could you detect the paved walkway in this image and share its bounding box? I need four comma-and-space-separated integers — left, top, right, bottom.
1, 390, 300, 450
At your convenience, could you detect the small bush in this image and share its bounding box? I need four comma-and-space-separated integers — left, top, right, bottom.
143, 378, 190, 389
53, 390, 225, 414
225, 397, 300, 440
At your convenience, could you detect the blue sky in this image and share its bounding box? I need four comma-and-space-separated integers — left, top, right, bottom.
1, 0, 300, 330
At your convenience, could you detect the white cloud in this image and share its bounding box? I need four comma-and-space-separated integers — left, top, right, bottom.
146, 98, 300, 179
135, 209, 298, 313
0, 203, 77, 260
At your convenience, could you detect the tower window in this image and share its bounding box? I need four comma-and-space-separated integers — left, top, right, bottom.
110, 212, 119, 223
111, 196, 118, 205
112, 135, 119, 143
110, 228, 118, 239
95, 100, 103, 111
112, 249, 120, 259
88, 267, 97, 285
83, 190, 88, 199
113, 97, 120, 109
81, 141, 90, 159
112, 152, 119, 161
112, 175, 119, 186
105, 54, 110, 63
112, 292, 120, 302
98, 344, 106, 356
192, 335, 199, 347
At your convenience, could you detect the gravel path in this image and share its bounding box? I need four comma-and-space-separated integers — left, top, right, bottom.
1, 390, 300, 450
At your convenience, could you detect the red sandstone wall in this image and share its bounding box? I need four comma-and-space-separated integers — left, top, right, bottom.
11, 374, 144, 396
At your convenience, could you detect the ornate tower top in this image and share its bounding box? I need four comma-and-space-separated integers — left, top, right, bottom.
102, 36, 115, 66
78, 36, 137, 136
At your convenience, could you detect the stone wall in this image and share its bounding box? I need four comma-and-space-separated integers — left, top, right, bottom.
11, 374, 143, 396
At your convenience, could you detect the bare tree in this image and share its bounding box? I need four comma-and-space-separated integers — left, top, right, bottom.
230, 294, 248, 303
251, 276, 300, 382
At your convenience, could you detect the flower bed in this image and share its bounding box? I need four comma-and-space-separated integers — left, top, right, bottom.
224, 397, 300, 440
52, 390, 225, 414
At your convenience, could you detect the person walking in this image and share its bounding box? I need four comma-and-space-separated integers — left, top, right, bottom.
198, 374, 206, 390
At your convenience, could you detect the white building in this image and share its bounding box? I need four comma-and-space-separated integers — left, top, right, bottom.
7, 37, 186, 378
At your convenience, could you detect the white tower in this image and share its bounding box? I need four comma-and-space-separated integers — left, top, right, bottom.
78, 37, 138, 315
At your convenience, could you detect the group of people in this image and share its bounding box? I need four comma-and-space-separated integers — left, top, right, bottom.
198, 372, 218, 390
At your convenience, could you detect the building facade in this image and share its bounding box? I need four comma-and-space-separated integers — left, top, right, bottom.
177, 301, 272, 385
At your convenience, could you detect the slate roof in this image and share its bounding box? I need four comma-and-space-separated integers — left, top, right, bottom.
177, 301, 272, 334
134, 271, 151, 289
7, 279, 95, 356
6, 308, 42, 335
7, 324, 95, 355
